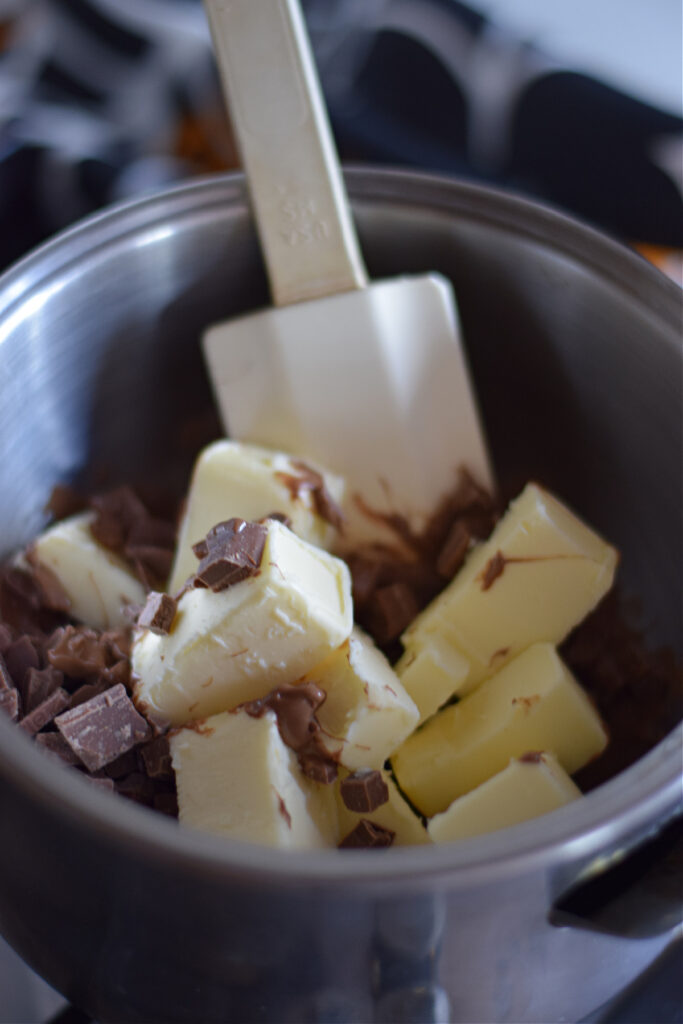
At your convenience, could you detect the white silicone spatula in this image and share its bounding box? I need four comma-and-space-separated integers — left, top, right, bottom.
202, 0, 494, 547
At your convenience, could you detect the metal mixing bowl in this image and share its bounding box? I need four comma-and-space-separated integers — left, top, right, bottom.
0, 170, 680, 1024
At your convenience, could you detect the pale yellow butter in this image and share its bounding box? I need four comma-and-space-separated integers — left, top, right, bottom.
428, 752, 581, 843
169, 440, 345, 593
171, 709, 337, 848
400, 483, 618, 720
298, 627, 419, 770
133, 520, 353, 726
32, 512, 146, 631
335, 768, 431, 846
392, 642, 607, 818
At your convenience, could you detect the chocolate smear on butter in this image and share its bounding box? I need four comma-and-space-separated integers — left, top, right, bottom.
192, 518, 267, 592
340, 769, 389, 813
137, 592, 177, 635
276, 460, 344, 531
238, 682, 339, 783
339, 819, 395, 849
56, 683, 150, 772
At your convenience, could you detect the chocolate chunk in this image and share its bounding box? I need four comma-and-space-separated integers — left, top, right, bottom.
4, 635, 41, 688
137, 592, 177, 635
45, 484, 87, 522
126, 517, 177, 550
47, 626, 108, 680
85, 775, 116, 792
0, 653, 12, 691
89, 486, 149, 552
115, 771, 156, 805
126, 545, 174, 590
366, 582, 419, 645
55, 683, 150, 771
0, 624, 13, 654
259, 511, 293, 529
18, 687, 70, 735
436, 520, 471, 579
0, 688, 20, 721
69, 682, 109, 708
153, 790, 179, 817
23, 666, 63, 713
103, 748, 140, 779
139, 734, 173, 779
193, 519, 267, 591
299, 753, 338, 784
340, 769, 389, 813
338, 819, 395, 849
34, 731, 83, 766
240, 682, 326, 751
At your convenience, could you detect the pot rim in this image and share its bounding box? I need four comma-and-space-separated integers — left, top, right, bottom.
0, 167, 681, 888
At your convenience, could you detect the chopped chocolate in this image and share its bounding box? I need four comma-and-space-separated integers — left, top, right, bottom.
55, 683, 150, 772
103, 748, 140, 779
436, 520, 471, 579
47, 626, 108, 680
137, 592, 177, 635
0, 623, 12, 654
69, 682, 109, 708
34, 731, 83, 766
519, 751, 544, 765
338, 819, 395, 849
115, 771, 156, 806
25, 554, 72, 613
126, 545, 173, 590
89, 486, 149, 552
126, 517, 177, 550
276, 460, 345, 530
0, 687, 20, 721
23, 666, 63, 713
45, 483, 87, 522
340, 769, 389, 813
85, 775, 116, 792
139, 734, 173, 779
4, 635, 41, 688
365, 582, 419, 646
299, 753, 338, 784
153, 790, 179, 817
0, 652, 12, 691
239, 682, 339, 783
259, 511, 293, 529
193, 518, 267, 591
18, 687, 70, 735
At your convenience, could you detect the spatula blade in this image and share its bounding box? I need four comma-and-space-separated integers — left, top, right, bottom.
203, 273, 493, 547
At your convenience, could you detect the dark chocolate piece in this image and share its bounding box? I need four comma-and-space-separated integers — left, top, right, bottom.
85, 775, 116, 792
0, 687, 20, 721
4, 635, 41, 688
126, 545, 173, 590
104, 748, 140, 779
338, 819, 395, 849
18, 687, 70, 735
436, 520, 471, 579
193, 518, 267, 591
45, 484, 87, 521
23, 666, 63, 713
69, 682, 109, 708
299, 753, 338, 784
115, 771, 155, 805
137, 592, 177, 635
25, 554, 72, 613
340, 769, 389, 813
366, 582, 419, 645
139, 734, 173, 779
89, 486, 149, 552
0, 624, 12, 654
153, 790, 179, 817
55, 683, 150, 771
34, 731, 83, 766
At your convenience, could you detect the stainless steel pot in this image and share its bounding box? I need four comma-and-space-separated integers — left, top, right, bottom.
0, 170, 680, 1024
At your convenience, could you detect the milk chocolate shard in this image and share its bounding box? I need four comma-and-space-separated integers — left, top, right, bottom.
168, 440, 345, 593
296, 627, 419, 770
397, 483, 618, 722
170, 709, 338, 849
427, 752, 581, 843
31, 512, 147, 630
132, 519, 353, 727
392, 642, 607, 818
334, 767, 431, 846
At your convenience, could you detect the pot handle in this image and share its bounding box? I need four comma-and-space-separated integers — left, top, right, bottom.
550, 812, 683, 939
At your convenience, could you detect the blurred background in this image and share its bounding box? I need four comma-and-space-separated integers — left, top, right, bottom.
0, 1, 681, 1022
0, 0, 681, 280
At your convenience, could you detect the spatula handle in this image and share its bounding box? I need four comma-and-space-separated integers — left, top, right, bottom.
203, 0, 368, 307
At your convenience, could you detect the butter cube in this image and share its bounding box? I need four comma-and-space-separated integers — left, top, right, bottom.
169, 440, 345, 593
32, 512, 146, 631
299, 627, 419, 770
400, 483, 618, 720
171, 709, 337, 848
133, 520, 353, 726
395, 637, 469, 724
428, 752, 581, 843
335, 769, 431, 847
392, 642, 607, 817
